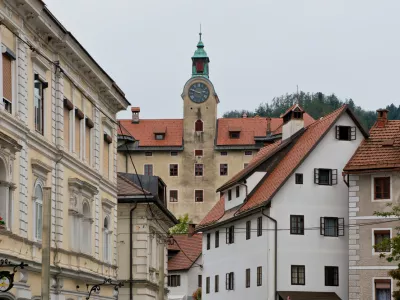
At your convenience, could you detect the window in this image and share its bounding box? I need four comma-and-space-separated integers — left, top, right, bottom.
3, 54, 12, 113
168, 275, 181, 287
195, 149, 203, 156
325, 266, 339, 286
215, 275, 219, 292
226, 272, 234, 290
314, 168, 337, 185
154, 133, 165, 140
226, 225, 234, 244
374, 177, 390, 200
246, 269, 250, 288
34, 76, 45, 134
145, 151, 152, 156
375, 279, 391, 300
170, 164, 178, 176
236, 186, 240, 198
195, 190, 203, 202
336, 125, 356, 141
195, 119, 203, 132
34, 183, 43, 240
198, 275, 202, 288
215, 231, 219, 248
246, 221, 251, 240
295, 173, 303, 184
85, 117, 94, 163
257, 266, 262, 286
257, 217, 262, 237
103, 217, 110, 262
169, 190, 178, 203
144, 164, 153, 176
229, 131, 240, 139
195, 164, 204, 176
244, 163, 249, 168
207, 233, 211, 250
220, 151, 228, 156
170, 151, 178, 156
374, 230, 391, 253
228, 189, 232, 201
320, 217, 344, 237
220, 164, 228, 176
82, 202, 92, 254
293, 111, 302, 119
244, 150, 252, 156
290, 215, 304, 235
206, 277, 210, 294
103, 132, 112, 178
291, 265, 305, 285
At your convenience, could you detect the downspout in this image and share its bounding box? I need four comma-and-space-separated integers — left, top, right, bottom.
342, 172, 349, 187
261, 207, 277, 300
130, 203, 138, 300
126, 151, 129, 173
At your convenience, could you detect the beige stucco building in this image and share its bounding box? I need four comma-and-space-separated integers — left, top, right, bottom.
0, 1, 129, 299
117, 35, 314, 223
344, 109, 400, 300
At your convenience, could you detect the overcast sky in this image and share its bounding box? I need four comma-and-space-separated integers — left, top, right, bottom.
45, 0, 400, 119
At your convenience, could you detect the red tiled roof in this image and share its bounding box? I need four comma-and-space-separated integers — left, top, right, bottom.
280, 103, 305, 118
199, 105, 356, 228
344, 120, 400, 172
168, 233, 202, 271
118, 119, 183, 147
117, 173, 151, 196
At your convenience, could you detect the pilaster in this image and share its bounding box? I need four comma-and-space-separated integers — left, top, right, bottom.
95, 193, 100, 258
94, 108, 100, 172
16, 34, 28, 125
18, 139, 28, 237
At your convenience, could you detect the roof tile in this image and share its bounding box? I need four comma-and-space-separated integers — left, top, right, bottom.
168, 234, 202, 271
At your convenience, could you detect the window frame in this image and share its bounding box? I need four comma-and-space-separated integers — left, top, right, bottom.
226, 272, 234, 290
257, 266, 262, 287
236, 186, 240, 198
198, 274, 202, 288
34, 75, 45, 135
169, 190, 178, 203
195, 190, 204, 202
257, 217, 262, 237
320, 217, 344, 237
314, 168, 337, 186
103, 216, 111, 263
228, 189, 232, 201
244, 150, 252, 156
170, 151, 178, 156
220, 151, 228, 156
195, 119, 204, 132
295, 173, 303, 184
373, 176, 391, 201
226, 225, 234, 244
168, 275, 181, 287
373, 228, 392, 254
144, 151, 152, 157
374, 278, 392, 300
195, 163, 204, 177
169, 164, 179, 176
215, 275, 219, 293
215, 230, 219, 248
33, 181, 44, 241
229, 131, 240, 139
325, 266, 339, 287
206, 277, 210, 294
2, 53, 14, 114
207, 233, 211, 250
291, 265, 305, 285
144, 164, 153, 176
220, 163, 228, 176
336, 125, 356, 141
194, 149, 203, 157
246, 220, 251, 240
154, 133, 165, 140
245, 268, 250, 288
290, 215, 304, 235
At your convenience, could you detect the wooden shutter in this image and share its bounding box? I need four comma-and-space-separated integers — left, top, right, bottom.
226, 228, 229, 244
338, 218, 344, 236
314, 169, 319, 184
103, 141, 109, 178
64, 107, 70, 148
75, 117, 81, 154
320, 217, 325, 235
177, 275, 180, 286
167, 276, 171, 287
232, 273, 234, 290
335, 126, 340, 139
2, 54, 12, 101
85, 125, 91, 162
231, 226, 235, 243
226, 273, 229, 290
331, 169, 338, 185
350, 126, 356, 140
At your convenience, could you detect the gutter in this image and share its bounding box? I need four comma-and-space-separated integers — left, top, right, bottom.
129, 203, 138, 300
261, 207, 277, 300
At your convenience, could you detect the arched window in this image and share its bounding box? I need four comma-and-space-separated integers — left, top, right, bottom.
0, 158, 9, 229
81, 202, 92, 254
195, 120, 203, 132
34, 182, 43, 240
103, 216, 110, 262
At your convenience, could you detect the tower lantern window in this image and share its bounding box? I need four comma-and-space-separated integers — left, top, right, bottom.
196, 61, 204, 73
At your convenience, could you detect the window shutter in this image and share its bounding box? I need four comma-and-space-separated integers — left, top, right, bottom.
226, 228, 229, 244
232, 273, 235, 290
331, 169, 338, 185
167, 276, 170, 287
335, 126, 340, 139
314, 169, 319, 184
350, 126, 356, 140
178, 275, 181, 286
232, 226, 235, 243
226, 273, 229, 290
338, 218, 345, 236
2, 54, 12, 101
320, 217, 325, 235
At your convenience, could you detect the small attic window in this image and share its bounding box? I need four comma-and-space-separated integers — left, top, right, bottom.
293, 111, 302, 119
155, 133, 165, 140
382, 139, 394, 147
229, 131, 240, 139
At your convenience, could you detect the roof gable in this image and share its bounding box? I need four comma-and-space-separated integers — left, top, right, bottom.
167, 234, 202, 271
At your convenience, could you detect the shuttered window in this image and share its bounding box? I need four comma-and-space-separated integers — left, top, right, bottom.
103, 140, 109, 178
314, 169, 337, 185
320, 217, 344, 237
374, 177, 390, 200
85, 126, 91, 162
75, 117, 81, 154
3, 54, 12, 113
64, 107, 70, 149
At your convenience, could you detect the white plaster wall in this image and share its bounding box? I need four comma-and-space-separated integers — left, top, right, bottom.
270, 112, 364, 300
224, 171, 266, 210
187, 256, 202, 297
201, 213, 272, 300
168, 271, 189, 299
282, 119, 304, 141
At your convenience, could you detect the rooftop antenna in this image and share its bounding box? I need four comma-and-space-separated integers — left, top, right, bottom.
199, 23, 202, 41
296, 85, 299, 104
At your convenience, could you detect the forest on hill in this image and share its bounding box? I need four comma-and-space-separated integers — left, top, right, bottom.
223, 92, 400, 129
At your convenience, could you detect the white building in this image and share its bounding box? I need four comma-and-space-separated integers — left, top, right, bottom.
196, 104, 368, 300
167, 234, 203, 300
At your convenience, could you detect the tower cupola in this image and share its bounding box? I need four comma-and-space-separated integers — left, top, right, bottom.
192, 31, 210, 78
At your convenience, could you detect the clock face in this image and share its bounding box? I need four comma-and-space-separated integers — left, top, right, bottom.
189, 82, 210, 103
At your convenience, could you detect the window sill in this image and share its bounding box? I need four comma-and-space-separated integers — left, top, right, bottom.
372, 199, 392, 203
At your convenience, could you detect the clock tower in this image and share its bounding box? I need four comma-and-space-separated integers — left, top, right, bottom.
177, 33, 220, 223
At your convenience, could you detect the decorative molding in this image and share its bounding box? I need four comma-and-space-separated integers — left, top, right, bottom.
0, 131, 22, 154
31, 159, 52, 181
31, 52, 50, 72
68, 178, 99, 196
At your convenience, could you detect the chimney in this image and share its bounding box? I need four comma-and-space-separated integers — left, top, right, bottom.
266, 117, 271, 135
188, 223, 196, 237
281, 104, 304, 140
131, 107, 140, 123
242, 112, 247, 118
376, 109, 388, 128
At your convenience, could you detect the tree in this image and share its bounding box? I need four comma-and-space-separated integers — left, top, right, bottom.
169, 213, 191, 234
374, 205, 400, 299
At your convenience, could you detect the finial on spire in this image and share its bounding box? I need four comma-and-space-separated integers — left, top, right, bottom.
199, 23, 202, 41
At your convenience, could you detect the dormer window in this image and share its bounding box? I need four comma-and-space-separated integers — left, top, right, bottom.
293, 111, 302, 119
228, 127, 241, 139
155, 133, 165, 140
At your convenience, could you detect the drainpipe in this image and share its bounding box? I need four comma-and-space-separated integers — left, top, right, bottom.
342, 172, 349, 187
130, 203, 138, 300
261, 207, 277, 300
126, 152, 129, 173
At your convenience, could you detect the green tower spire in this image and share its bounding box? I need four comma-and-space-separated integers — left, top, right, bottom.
191, 30, 210, 78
